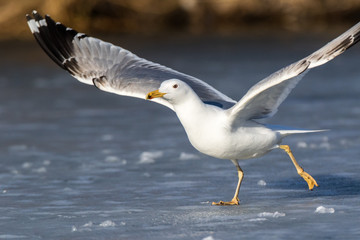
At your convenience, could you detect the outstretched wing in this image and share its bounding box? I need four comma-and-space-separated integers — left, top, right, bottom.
26, 11, 236, 110
228, 21, 360, 124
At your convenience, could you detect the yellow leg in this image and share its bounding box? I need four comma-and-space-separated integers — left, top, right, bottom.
279, 145, 318, 190
212, 160, 243, 206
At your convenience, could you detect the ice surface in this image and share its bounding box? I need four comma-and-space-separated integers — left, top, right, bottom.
0, 234, 27, 239
1, 36, 360, 240
315, 206, 335, 214
8, 144, 28, 152
179, 152, 199, 160
164, 172, 175, 177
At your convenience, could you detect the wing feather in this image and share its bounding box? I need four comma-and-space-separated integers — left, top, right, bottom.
26, 11, 236, 110
228, 21, 360, 123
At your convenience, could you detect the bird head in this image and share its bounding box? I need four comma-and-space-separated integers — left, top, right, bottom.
146, 79, 190, 105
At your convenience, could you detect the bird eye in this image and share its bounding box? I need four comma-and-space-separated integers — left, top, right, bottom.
173, 84, 178, 89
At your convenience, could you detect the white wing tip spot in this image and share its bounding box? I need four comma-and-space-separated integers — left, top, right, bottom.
27, 19, 39, 33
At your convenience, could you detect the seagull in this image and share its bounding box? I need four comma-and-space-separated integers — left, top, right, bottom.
26, 11, 360, 205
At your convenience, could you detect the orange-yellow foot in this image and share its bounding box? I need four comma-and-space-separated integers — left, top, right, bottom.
212, 197, 239, 206
299, 170, 319, 190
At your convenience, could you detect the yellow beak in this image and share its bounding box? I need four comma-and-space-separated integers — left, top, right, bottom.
146, 89, 166, 100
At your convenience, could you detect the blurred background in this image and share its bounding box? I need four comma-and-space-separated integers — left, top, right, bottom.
1, 0, 360, 40
1, 1, 360, 239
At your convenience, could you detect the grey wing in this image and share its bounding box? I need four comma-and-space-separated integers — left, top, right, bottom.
228, 20, 360, 123
26, 11, 236, 111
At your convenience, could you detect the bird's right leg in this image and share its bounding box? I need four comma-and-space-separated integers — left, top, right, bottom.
212, 159, 243, 206
279, 145, 318, 190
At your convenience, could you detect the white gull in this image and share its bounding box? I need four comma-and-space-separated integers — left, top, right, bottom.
27, 11, 360, 205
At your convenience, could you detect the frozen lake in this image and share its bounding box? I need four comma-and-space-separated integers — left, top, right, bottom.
0, 32, 360, 239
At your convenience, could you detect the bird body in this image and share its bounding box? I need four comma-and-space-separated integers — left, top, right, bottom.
26, 10, 360, 205
187, 119, 277, 160
162, 80, 279, 160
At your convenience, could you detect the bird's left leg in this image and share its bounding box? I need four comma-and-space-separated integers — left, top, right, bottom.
279, 145, 318, 190
212, 160, 243, 206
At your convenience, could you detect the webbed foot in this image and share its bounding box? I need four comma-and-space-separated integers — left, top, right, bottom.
212, 197, 239, 206
299, 169, 319, 190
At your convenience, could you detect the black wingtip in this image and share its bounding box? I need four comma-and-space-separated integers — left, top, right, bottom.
26, 10, 85, 75
33, 11, 43, 21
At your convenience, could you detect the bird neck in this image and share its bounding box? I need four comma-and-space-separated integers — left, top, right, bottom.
172, 93, 214, 142
173, 91, 205, 114
172, 91, 203, 119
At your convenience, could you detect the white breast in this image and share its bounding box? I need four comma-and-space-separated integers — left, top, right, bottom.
175, 103, 279, 160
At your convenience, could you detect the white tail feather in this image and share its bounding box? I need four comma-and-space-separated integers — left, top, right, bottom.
266, 124, 329, 138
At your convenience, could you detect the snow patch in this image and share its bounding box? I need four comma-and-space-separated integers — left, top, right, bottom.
298, 137, 331, 150
249, 218, 267, 222
297, 137, 331, 150
312, 140, 331, 150
258, 211, 286, 218
257, 180, 267, 186
32, 167, 47, 173
99, 220, 116, 227
22, 162, 32, 169
164, 172, 175, 177
83, 222, 93, 227
102, 149, 113, 154
143, 172, 151, 177
202, 236, 215, 240
101, 134, 114, 141
315, 206, 335, 214
43, 160, 51, 166
104, 156, 127, 166
105, 155, 119, 162
139, 151, 163, 164
179, 152, 199, 160
297, 141, 308, 148
71, 220, 120, 232
120, 159, 128, 165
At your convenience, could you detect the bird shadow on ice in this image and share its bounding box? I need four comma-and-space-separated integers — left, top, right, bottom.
267, 174, 360, 197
